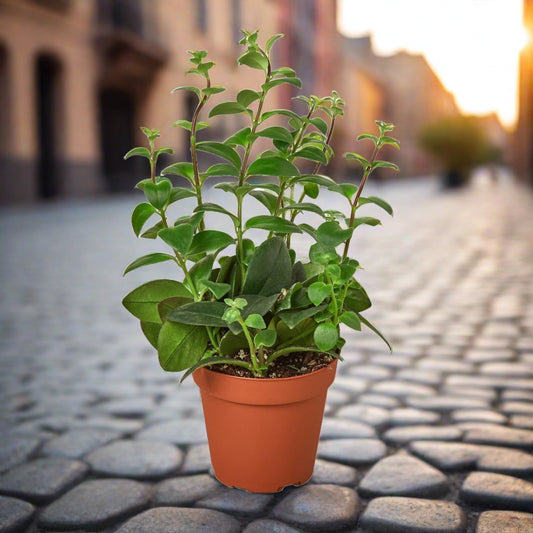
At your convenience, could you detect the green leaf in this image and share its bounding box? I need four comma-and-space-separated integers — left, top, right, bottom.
161, 162, 195, 181
237, 89, 261, 107
309, 243, 338, 264
159, 223, 194, 255
171, 85, 201, 98
309, 117, 328, 135
140, 321, 161, 349
255, 329, 276, 348
219, 331, 248, 355
155, 147, 173, 158
140, 220, 164, 239
314, 322, 339, 351
276, 318, 315, 346
124, 147, 150, 160
225, 127, 252, 147
339, 311, 361, 331
202, 163, 239, 178
272, 66, 296, 77
282, 202, 326, 218
308, 282, 331, 306
304, 182, 319, 199
158, 296, 192, 322
247, 156, 299, 177
289, 174, 336, 187
329, 183, 358, 201
172, 119, 209, 131
202, 280, 231, 299
345, 281, 371, 313
248, 190, 278, 214
266, 33, 284, 54
158, 321, 208, 371
144, 179, 171, 209
358, 314, 392, 352
194, 203, 239, 223
256, 126, 293, 144
294, 146, 328, 164
167, 301, 226, 326
372, 160, 399, 171
209, 101, 247, 118
131, 203, 156, 237
242, 237, 292, 296
380, 136, 400, 149
168, 187, 196, 205
357, 133, 379, 144
245, 215, 302, 235
245, 314, 266, 329
122, 279, 192, 323
346, 152, 370, 169
299, 223, 318, 240
227, 294, 278, 335
358, 196, 393, 216
279, 304, 326, 329
352, 216, 382, 229
238, 49, 268, 71
123, 253, 175, 275
202, 86, 226, 96
179, 356, 252, 382
262, 77, 302, 91
189, 230, 234, 255
260, 109, 302, 123
196, 141, 241, 168
317, 221, 354, 247
189, 254, 214, 293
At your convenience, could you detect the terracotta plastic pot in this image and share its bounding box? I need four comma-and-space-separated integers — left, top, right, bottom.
193, 359, 337, 493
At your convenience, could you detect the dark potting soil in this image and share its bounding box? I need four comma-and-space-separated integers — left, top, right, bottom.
210, 351, 335, 379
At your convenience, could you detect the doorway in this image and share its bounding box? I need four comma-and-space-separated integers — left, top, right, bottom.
36, 54, 62, 199
99, 89, 139, 192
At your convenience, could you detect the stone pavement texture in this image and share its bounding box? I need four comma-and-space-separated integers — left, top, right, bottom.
1, 174, 533, 532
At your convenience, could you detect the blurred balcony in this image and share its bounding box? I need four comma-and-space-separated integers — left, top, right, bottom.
93, 0, 168, 91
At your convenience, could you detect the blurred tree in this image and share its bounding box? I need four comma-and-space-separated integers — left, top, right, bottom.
419, 115, 497, 188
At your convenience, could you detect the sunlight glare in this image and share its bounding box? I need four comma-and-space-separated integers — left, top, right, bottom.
338, 0, 525, 128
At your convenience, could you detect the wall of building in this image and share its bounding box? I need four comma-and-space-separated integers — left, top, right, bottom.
514, 0, 533, 186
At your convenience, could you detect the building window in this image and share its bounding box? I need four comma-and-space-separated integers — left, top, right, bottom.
196, 0, 208, 33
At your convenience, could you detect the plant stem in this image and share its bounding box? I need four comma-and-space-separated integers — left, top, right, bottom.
190, 78, 210, 232
235, 59, 272, 289
342, 142, 380, 260
238, 318, 260, 375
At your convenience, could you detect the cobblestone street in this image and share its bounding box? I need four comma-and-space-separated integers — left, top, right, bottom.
1, 174, 533, 532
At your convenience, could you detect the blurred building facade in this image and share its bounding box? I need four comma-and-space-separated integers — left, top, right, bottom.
0, 0, 489, 205
515, 0, 533, 186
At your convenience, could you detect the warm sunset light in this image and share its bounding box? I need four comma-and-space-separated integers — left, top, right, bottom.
338, 0, 527, 129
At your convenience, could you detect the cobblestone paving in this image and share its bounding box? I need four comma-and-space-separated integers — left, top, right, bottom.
1, 174, 533, 532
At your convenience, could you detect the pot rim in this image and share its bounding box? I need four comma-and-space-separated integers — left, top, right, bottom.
193, 359, 338, 405
193, 357, 338, 383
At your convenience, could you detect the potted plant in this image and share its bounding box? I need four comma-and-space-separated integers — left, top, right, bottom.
122, 31, 399, 493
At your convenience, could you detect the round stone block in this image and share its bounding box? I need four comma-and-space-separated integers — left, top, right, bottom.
476, 510, 533, 532
360, 496, 466, 533
38, 479, 152, 530
359, 454, 448, 498
460, 472, 533, 511
86, 439, 182, 479
0, 495, 35, 533
115, 507, 240, 533
272, 484, 360, 531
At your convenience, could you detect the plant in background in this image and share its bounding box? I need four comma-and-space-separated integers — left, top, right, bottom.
418, 115, 492, 188
122, 31, 399, 381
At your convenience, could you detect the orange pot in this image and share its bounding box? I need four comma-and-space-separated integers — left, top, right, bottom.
193, 359, 337, 493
